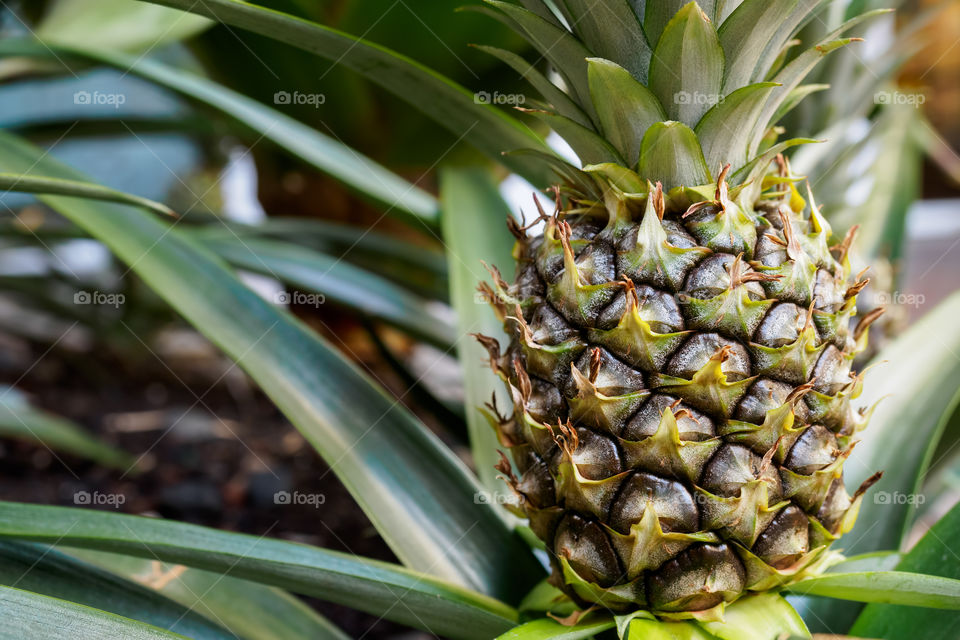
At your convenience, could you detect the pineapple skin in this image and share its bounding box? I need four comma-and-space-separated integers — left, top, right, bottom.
478, 174, 881, 616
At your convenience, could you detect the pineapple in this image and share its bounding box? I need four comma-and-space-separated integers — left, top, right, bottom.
475, 0, 885, 617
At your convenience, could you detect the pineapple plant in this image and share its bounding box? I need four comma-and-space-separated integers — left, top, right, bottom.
471, 0, 886, 616
0, 1, 958, 638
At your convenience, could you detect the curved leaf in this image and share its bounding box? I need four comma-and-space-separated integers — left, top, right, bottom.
68, 547, 349, 640
851, 502, 960, 638
0, 502, 518, 640
551, 0, 650, 83
694, 82, 779, 174
528, 110, 623, 166
717, 0, 796, 94
496, 617, 616, 639
786, 571, 960, 610
697, 593, 809, 640
0, 542, 233, 640
0, 585, 187, 639
0, 131, 542, 603
136, 0, 555, 187
638, 121, 711, 188
196, 234, 456, 348
0, 39, 437, 225
0, 173, 174, 218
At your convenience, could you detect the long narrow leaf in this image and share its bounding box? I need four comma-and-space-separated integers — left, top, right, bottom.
786, 571, 960, 610
0, 585, 187, 639
0, 172, 175, 218
0, 502, 516, 640
0, 131, 542, 603
134, 0, 556, 186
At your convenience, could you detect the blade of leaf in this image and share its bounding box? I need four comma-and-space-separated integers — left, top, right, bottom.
0, 385, 134, 470
0, 39, 438, 226
495, 617, 616, 639
826, 551, 902, 573
851, 502, 960, 638
0, 130, 542, 603
694, 82, 779, 175
439, 167, 517, 495
66, 547, 350, 640
528, 110, 624, 166
554, 0, 650, 83
0, 173, 175, 218
638, 121, 711, 188
587, 58, 666, 168
195, 234, 456, 349
648, 2, 724, 127
717, 0, 797, 94
0, 502, 518, 640
134, 0, 556, 187
0, 541, 235, 640
0, 585, 188, 639
786, 571, 960, 610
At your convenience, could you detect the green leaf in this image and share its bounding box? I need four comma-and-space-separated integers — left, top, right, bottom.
649, 2, 724, 127
694, 82, 779, 175
717, 0, 797, 94
587, 58, 666, 168
553, 0, 651, 83
645, 0, 715, 50
439, 167, 517, 494
786, 571, 960, 610
474, 45, 592, 127
0, 173, 175, 218
697, 593, 809, 639
844, 292, 960, 554
529, 110, 624, 166
37, 0, 212, 53
0, 584, 187, 639
196, 234, 456, 349
0, 502, 518, 640
826, 551, 902, 573
484, 1, 594, 115
851, 502, 960, 638
0, 542, 234, 640
496, 617, 616, 639
136, 0, 555, 187
66, 547, 350, 640
638, 121, 711, 188
0, 39, 437, 226
0, 385, 134, 470
0, 130, 542, 604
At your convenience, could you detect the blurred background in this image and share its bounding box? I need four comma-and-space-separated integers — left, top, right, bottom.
0, 1, 957, 637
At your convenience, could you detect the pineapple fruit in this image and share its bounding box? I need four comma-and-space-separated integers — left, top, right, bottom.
475, 0, 885, 616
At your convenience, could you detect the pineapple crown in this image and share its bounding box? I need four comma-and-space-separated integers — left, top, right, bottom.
474, 0, 889, 195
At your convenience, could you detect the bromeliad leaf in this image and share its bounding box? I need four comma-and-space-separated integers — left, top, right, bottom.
587, 58, 666, 168
0, 131, 543, 604
697, 593, 809, 640
0, 585, 188, 639
694, 82, 779, 175
717, 0, 797, 94
0, 172, 175, 218
638, 121, 711, 188
528, 110, 624, 166
553, 0, 650, 83
195, 234, 456, 349
135, 0, 556, 187
496, 617, 616, 639
0, 502, 518, 640
786, 571, 960, 610
649, 1, 724, 127
851, 502, 960, 638
0, 542, 235, 640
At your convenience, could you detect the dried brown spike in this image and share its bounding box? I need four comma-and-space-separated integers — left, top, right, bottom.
785, 380, 815, 405
759, 436, 784, 475
853, 471, 884, 501
830, 224, 860, 264
494, 450, 519, 485
651, 181, 665, 220
845, 269, 871, 300
588, 348, 603, 384
715, 163, 731, 201
728, 253, 781, 288
554, 419, 579, 458
854, 307, 886, 342
472, 333, 503, 374
778, 207, 802, 260
512, 357, 532, 402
